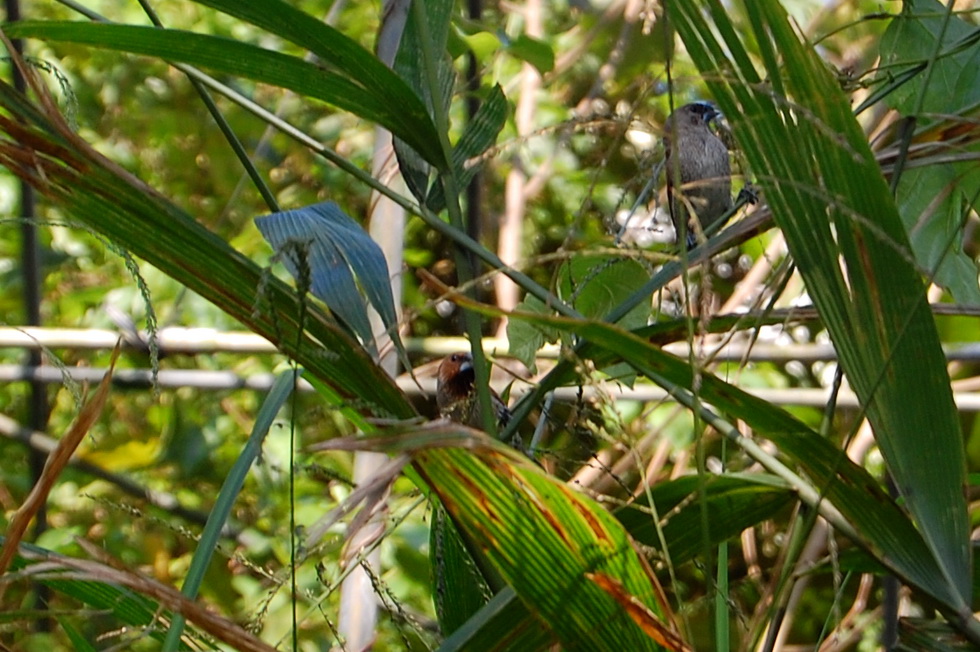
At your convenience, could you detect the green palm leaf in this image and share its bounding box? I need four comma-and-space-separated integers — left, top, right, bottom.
671, 0, 972, 628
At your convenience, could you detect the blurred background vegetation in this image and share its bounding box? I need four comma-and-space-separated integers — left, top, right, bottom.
1, 0, 979, 650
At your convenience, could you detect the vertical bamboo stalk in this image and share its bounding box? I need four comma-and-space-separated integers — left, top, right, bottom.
495, 0, 543, 334
336, 3, 409, 648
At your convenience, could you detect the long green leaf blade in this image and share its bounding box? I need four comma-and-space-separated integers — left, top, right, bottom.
164, 371, 296, 649
669, 0, 972, 619
324, 428, 688, 651
4, 20, 444, 168
489, 302, 959, 606
619, 474, 794, 565
188, 0, 447, 168
0, 77, 416, 421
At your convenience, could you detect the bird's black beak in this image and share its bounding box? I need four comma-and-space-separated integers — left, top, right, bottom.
703, 104, 723, 126
687, 100, 724, 128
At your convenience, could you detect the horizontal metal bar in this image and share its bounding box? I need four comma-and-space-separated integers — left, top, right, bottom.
3, 327, 980, 363
2, 364, 979, 411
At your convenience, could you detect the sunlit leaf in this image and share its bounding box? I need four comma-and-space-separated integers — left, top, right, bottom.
505, 34, 555, 74
5, 19, 445, 169
321, 427, 688, 651
191, 0, 448, 168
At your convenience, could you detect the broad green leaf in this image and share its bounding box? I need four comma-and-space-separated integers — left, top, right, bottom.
438, 476, 794, 649
4, 20, 445, 169
2, 539, 162, 642
895, 166, 980, 304
558, 255, 653, 385
505, 34, 555, 74
453, 28, 503, 62
430, 507, 495, 635
438, 587, 555, 651
559, 255, 651, 330
619, 474, 794, 565
429, 445, 682, 651
896, 618, 978, 651
506, 295, 560, 374
392, 0, 456, 208
879, 0, 980, 113
493, 304, 958, 608
189, 0, 447, 169
879, 0, 980, 303
451, 83, 508, 182
323, 427, 688, 651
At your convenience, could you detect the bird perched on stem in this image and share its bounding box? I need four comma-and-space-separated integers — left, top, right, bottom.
663, 101, 733, 249
436, 352, 510, 431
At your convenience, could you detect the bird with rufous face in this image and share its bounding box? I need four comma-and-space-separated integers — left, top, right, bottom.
663, 101, 733, 249
436, 352, 510, 431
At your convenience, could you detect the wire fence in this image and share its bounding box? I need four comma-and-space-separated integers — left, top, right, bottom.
2, 327, 980, 409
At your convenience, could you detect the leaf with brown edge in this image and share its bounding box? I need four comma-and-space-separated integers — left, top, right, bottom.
425, 446, 684, 650
13, 545, 275, 652
586, 572, 692, 652
314, 422, 687, 650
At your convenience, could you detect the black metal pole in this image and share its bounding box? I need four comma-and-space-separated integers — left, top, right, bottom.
5, 0, 52, 628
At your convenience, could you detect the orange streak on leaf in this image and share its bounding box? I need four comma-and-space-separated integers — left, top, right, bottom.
585, 571, 692, 652
571, 491, 613, 545
419, 451, 502, 550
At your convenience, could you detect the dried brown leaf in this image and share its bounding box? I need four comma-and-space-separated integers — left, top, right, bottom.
0, 341, 121, 588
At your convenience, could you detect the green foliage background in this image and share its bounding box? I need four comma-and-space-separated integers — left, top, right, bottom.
0, 0, 979, 650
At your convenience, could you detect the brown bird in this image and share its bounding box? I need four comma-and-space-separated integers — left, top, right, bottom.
663, 102, 733, 249
436, 352, 510, 431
